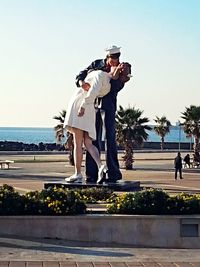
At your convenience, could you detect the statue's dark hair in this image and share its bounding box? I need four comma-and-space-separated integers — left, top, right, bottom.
106, 52, 121, 59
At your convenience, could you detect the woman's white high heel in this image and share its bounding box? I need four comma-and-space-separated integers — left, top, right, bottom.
97, 165, 108, 184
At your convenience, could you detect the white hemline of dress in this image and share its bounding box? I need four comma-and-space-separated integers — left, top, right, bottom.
64, 70, 111, 140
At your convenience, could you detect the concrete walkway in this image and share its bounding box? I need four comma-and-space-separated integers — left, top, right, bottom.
0, 152, 200, 194
1, 262, 200, 267
0, 262, 200, 266
0, 236, 200, 265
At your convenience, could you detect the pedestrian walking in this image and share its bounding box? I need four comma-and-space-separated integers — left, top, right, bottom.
174, 152, 183, 180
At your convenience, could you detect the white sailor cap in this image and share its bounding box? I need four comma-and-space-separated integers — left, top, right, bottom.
105, 45, 121, 55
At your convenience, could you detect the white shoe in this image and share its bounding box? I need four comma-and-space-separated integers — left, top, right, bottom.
65, 174, 83, 183
97, 165, 108, 184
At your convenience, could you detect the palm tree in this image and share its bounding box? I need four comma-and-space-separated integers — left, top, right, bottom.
154, 116, 171, 150
53, 110, 74, 166
116, 105, 151, 170
53, 110, 66, 143
181, 105, 200, 152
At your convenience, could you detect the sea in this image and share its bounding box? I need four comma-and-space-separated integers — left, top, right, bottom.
0, 126, 193, 145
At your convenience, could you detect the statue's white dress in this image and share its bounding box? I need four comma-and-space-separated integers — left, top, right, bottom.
64, 70, 111, 140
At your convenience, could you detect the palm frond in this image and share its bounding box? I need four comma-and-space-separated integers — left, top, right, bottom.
181, 105, 200, 151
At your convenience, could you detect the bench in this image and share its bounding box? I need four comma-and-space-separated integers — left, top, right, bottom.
0, 160, 14, 169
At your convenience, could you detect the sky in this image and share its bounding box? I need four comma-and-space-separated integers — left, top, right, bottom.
0, 0, 200, 127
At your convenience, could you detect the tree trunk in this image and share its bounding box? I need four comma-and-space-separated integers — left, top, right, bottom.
160, 137, 164, 150
194, 136, 200, 152
124, 140, 134, 170
65, 133, 75, 166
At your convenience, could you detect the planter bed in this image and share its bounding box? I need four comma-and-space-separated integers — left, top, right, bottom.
0, 214, 199, 248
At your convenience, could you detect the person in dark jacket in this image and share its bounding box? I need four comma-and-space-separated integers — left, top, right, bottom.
183, 154, 190, 168
75, 45, 129, 183
174, 152, 183, 180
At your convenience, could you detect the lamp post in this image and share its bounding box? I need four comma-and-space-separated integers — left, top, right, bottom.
178, 121, 181, 151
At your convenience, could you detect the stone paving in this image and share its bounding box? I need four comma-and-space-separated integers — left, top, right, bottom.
0, 237, 200, 266
0, 152, 200, 194
0, 262, 200, 267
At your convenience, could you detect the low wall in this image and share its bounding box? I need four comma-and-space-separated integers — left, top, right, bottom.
0, 215, 199, 248
142, 142, 192, 150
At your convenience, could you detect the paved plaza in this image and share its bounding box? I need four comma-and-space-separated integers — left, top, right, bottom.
0, 151, 200, 264
0, 151, 199, 194
0, 236, 200, 265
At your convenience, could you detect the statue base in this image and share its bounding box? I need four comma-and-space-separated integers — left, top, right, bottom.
44, 180, 141, 192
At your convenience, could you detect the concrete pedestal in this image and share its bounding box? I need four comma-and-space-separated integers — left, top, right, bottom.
44, 180, 141, 192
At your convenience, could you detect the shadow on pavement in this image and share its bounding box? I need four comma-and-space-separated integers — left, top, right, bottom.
0, 236, 133, 257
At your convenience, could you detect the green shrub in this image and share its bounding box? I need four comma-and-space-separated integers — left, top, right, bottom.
24, 191, 50, 215
166, 193, 200, 215
0, 184, 86, 215
1, 185, 200, 216
107, 189, 200, 215
132, 189, 170, 214
0, 184, 25, 215
76, 187, 115, 203
28, 187, 86, 215
107, 193, 135, 214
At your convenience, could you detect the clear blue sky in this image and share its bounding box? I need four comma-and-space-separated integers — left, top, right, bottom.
0, 0, 200, 127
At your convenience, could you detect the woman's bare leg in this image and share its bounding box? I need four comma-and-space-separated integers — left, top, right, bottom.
71, 128, 84, 175
84, 132, 108, 183
83, 132, 101, 168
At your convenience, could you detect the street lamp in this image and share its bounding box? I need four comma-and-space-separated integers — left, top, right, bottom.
178, 120, 181, 151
